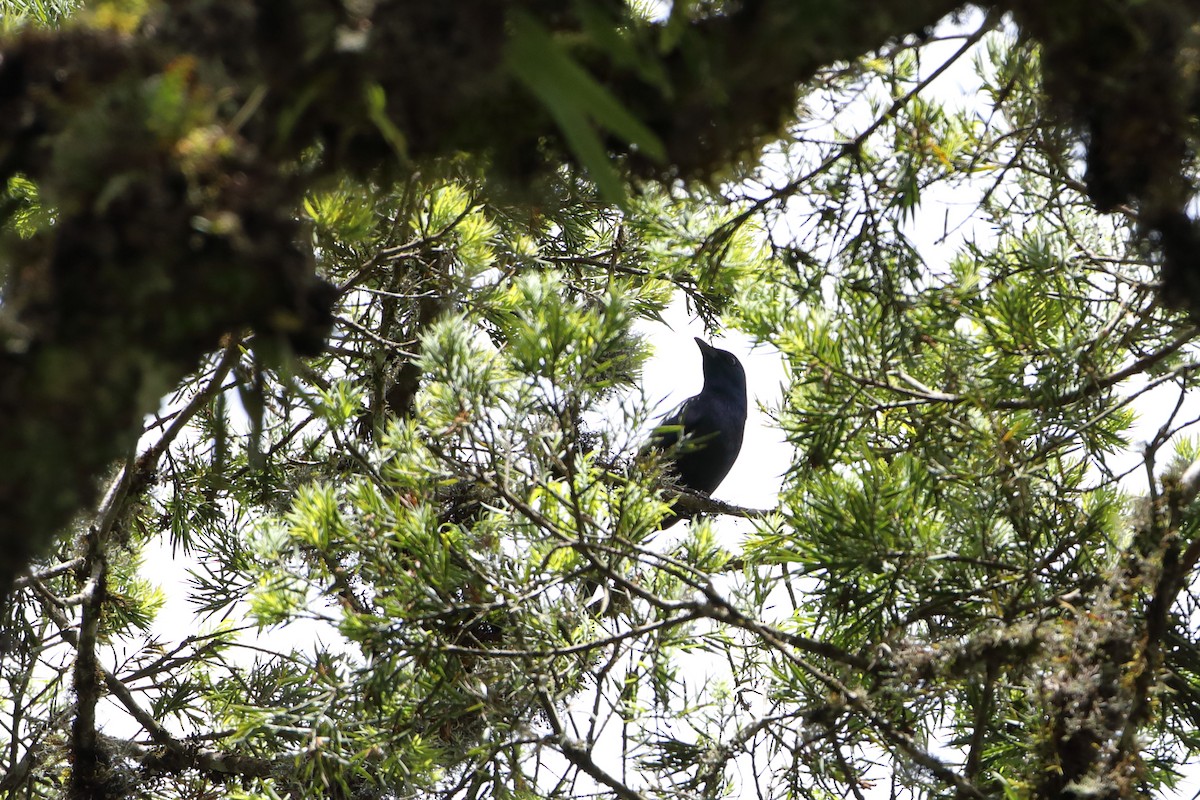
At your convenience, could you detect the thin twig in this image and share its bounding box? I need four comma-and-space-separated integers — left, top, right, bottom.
537, 686, 650, 800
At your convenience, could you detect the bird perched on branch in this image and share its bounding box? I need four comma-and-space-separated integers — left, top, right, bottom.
644, 337, 747, 528
584, 338, 748, 615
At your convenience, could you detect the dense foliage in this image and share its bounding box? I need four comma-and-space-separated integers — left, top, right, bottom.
8, 2, 1200, 800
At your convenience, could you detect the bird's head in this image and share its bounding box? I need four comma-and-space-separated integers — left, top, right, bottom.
695, 337, 747, 399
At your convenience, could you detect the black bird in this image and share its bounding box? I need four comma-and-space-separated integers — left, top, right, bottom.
584, 338, 747, 614
644, 338, 748, 527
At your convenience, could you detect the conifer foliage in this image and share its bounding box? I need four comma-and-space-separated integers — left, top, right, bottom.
7, 3, 1200, 799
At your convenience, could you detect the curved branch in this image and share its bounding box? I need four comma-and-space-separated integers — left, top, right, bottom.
853, 324, 1199, 411
96, 733, 275, 780
665, 483, 773, 521
537, 687, 650, 800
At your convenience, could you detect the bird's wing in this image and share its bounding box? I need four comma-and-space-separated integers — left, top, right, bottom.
641, 398, 692, 455
645, 395, 718, 457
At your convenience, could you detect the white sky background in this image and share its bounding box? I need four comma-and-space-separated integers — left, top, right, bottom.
883, 13, 1200, 499
132, 309, 1200, 799
120, 10, 1200, 798
4, 2, 1196, 797
637, 10, 1200, 797
631, 309, 790, 519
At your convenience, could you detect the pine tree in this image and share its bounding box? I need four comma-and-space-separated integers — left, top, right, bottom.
7, 3, 1200, 799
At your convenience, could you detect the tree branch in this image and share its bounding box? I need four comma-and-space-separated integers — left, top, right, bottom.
537, 686, 650, 800
68, 515, 110, 797
692, 582, 985, 799
95, 733, 276, 780
846, 324, 1199, 412
664, 484, 773, 522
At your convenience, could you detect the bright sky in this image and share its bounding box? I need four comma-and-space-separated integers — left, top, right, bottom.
121, 10, 1200, 795
634, 304, 790, 518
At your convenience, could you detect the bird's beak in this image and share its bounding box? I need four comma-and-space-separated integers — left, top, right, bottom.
694, 337, 712, 353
